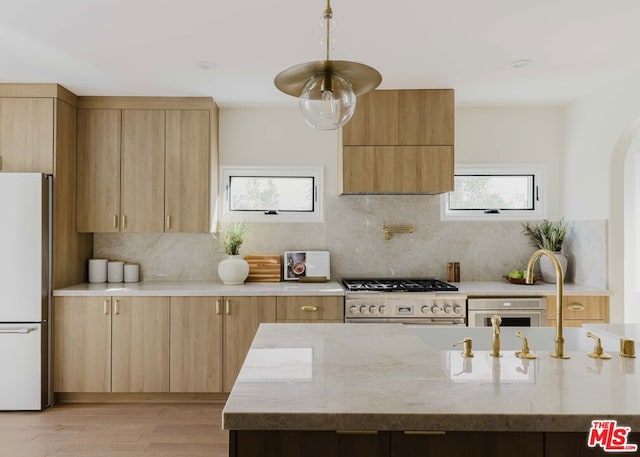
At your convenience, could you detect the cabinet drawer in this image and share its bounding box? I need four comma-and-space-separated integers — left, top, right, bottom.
546, 295, 609, 321
276, 296, 344, 322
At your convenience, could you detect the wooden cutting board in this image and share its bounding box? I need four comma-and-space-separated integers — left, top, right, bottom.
244, 255, 282, 282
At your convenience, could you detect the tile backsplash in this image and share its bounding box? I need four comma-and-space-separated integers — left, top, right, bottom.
94, 196, 608, 286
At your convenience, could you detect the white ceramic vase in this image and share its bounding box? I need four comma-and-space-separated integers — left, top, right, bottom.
218, 255, 250, 285
540, 252, 568, 284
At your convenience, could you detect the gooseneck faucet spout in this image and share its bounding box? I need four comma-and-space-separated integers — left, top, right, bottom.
491, 315, 502, 358
525, 249, 569, 359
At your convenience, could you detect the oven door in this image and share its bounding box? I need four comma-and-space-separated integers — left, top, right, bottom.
468, 309, 546, 327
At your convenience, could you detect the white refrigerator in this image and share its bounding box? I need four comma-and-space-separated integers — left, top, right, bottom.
0, 173, 51, 410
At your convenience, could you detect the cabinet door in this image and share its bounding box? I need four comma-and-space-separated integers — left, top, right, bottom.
77, 109, 122, 232
165, 110, 210, 233
111, 296, 170, 392
0, 98, 54, 174
223, 296, 276, 392
342, 90, 398, 146
53, 296, 111, 392
276, 296, 344, 322
546, 295, 609, 327
343, 146, 454, 194
398, 89, 454, 145
170, 296, 222, 392
121, 109, 165, 232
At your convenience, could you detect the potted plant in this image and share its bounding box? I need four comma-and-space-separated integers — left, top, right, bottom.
522, 219, 568, 283
217, 222, 250, 285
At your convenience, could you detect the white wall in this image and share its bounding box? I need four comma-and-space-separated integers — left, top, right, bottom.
455, 107, 565, 220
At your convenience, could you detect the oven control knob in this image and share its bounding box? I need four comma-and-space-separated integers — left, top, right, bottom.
420, 305, 430, 314
359, 305, 368, 314
378, 305, 387, 314
349, 305, 359, 315
369, 305, 377, 314
453, 305, 463, 315
431, 305, 441, 314
443, 304, 452, 314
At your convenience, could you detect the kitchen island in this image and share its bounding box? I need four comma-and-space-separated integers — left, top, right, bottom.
223, 323, 639, 457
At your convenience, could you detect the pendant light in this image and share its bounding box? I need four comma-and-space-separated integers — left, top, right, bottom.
274, 0, 382, 130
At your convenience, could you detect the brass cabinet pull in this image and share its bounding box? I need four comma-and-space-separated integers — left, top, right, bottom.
403, 431, 447, 436
113, 215, 118, 229
114, 299, 120, 315
166, 215, 171, 230
121, 215, 127, 229
215, 299, 221, 315
104, 299, 109, 315
336, 430, 378, 435
300, 305, 318, 312
568, 303, 585, 311
225, 299, 230, 315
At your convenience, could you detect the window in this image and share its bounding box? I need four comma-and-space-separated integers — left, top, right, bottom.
441, 164, 546, 220
220, 166, 323, 223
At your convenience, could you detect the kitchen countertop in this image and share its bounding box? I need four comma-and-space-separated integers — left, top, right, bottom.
222, 323, 638, 432
53, 281, 345, 297
53, 280, 610, 297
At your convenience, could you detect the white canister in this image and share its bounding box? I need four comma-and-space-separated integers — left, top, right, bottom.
124, 263, 140, 283
88, 259, 108, 283
107, 261, 125, 283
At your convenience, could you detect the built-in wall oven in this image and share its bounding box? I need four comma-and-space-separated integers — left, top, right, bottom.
467, 297, 546, 327
343, 279, 467, 326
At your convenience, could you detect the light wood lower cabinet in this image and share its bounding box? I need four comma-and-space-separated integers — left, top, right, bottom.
223, 296, 277, 392
53, 296, 111, 392
545, 295, 609, 327
111, 296, 170, 392
170, 296, 222, 393
276, 296, 344, 322
53, 296, 170, 393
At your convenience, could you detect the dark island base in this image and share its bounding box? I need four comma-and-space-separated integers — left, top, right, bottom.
230, 430, 640, 457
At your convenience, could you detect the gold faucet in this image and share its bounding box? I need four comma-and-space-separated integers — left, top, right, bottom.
525, 249, 569, 359
586, 332, 612, 359
515, 331, 537, 359
491, 315, 502, 358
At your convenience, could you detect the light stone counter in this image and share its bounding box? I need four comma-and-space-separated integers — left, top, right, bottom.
223, 323, 638, 432
456, 280, 611, 296
53, 281, 345, 297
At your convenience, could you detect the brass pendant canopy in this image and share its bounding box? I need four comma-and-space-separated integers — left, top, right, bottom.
274, 60, 382, 97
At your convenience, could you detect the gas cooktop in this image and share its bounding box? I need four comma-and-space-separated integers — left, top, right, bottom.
342, 278, 459, 293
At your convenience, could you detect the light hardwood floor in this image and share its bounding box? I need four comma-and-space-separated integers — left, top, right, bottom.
0, 403, 228, 457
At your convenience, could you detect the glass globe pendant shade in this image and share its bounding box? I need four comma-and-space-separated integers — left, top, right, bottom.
298, 72, 356, 130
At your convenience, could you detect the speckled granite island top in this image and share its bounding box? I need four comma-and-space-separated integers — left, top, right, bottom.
222, 323, 638, 432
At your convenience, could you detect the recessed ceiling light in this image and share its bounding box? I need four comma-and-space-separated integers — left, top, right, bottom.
198, 60, 216, 70
511, 59, 533, 69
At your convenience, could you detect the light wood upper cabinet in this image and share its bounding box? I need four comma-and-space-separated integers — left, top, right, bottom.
77, 109, 122, 233
111, 296, 170, 393
165, 110, 211, 232
341, 89, 455, 194
53, 296, 112, 393
223, 296, 277, 392
342, 91, 399, 146
0, 97, 54, 173
343, 145, 454, 193
398, 89, 454, 145
121, 109, 166, 232
170, 296, 222, 393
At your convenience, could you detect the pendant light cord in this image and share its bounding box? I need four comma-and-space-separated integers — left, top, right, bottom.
323, 0, 333, 61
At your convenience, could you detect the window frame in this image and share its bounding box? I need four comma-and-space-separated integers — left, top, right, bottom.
441, 164, 547, 221
219, 166, 324, 223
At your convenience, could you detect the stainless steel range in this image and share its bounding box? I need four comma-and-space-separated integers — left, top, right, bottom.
343, 279, 467, 325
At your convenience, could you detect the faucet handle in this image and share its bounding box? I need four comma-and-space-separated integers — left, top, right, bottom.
453, 338, 474, 358
515, 331, 537, 359
586, 332, 612, 360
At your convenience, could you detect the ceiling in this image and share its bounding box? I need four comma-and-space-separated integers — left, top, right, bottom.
2, 0, 640, 107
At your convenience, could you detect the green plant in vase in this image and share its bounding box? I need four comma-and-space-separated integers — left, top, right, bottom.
217, 221, 250, 285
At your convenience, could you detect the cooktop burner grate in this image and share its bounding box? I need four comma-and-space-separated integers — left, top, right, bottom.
342, 278, 459, 292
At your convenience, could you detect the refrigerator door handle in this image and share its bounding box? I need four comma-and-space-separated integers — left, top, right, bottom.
0, 327, 37, 334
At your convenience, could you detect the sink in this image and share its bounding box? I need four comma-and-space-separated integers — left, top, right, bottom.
408, 326, 620, 353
